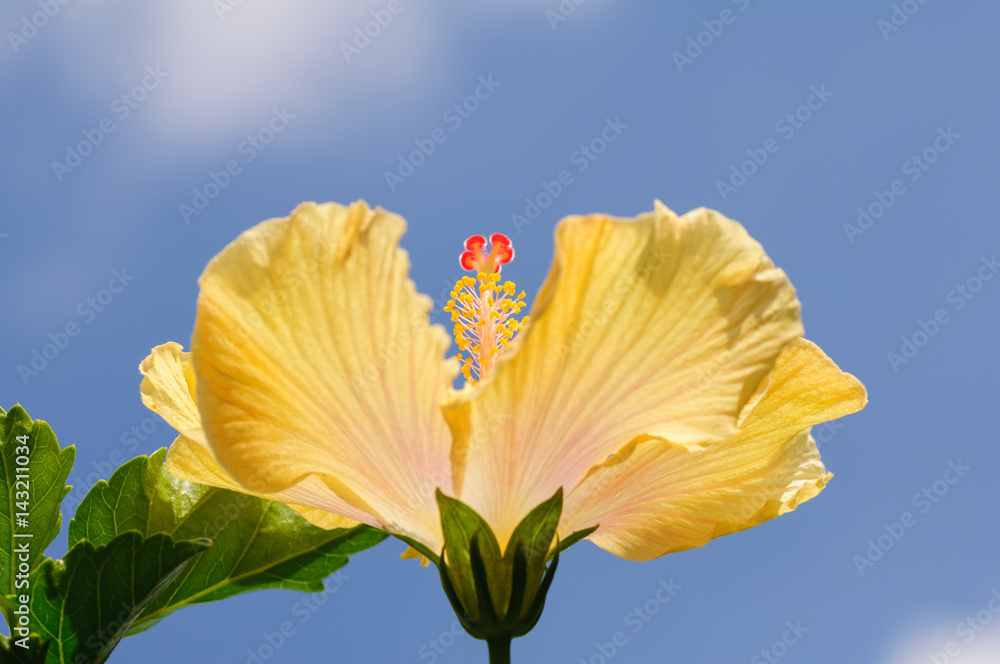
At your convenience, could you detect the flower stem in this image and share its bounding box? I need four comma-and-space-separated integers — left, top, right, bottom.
487, 637, 512, 664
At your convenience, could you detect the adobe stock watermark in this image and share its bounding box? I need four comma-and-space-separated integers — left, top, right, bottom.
398, 411, 511, 506
843, 126, 959, 244
576, 578, 681, 664
179, 107, 295, 223
9, 431, 32, 649
672, 0, 759, 73
545, 0, 590, 31
886, 254, 997, 373
213, 236, 340, 354
80, 600, 147, 653
853, 459, 969, 576
7, 0, 73, 53
926, 587, 1000, 663
750, 621, 809, 664
213, 0, 251, 21
62, 414, 165, 515
814, 420, 848, 450
347, 311, 429, 396
243, 571, 350, 663
16, 268, 135, 386
877, 0, 932, 41
340, 0, 416, 62
510, 116, 628, 234
716, 85, 833, 201
538, 245, 670, 379
682, 312, 774, 404
415, 618, 467, 663
383, 75, 501, 192
51, 65, 169, 182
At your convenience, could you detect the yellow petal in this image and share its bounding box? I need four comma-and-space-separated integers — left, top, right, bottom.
285, 502, 362, 530
192, 201, 457, 552
139, 341, 203, 440
445, 203, 804, 546
140, 343, 362, 530
559, 338, 867, 561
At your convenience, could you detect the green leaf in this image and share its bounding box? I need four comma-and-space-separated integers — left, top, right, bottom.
0, 634, 50, 664
29, 532, 209, 664
0, 406, 75, 597
68, 449, 386, 630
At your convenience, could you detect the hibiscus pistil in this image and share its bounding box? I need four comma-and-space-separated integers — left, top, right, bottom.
445, 233, 529, 385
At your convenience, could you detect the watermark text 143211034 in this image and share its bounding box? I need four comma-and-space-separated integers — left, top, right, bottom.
10, 431, 33, 649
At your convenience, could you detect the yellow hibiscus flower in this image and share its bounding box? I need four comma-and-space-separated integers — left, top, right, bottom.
140, 198, 864, 577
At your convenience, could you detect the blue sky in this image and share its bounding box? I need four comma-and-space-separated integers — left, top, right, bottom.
2, 1, 999, 662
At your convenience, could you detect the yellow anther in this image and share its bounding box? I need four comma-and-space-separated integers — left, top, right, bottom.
401, 546, 431, 567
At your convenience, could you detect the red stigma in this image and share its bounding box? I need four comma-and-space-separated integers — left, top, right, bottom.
460, 233, 515, 273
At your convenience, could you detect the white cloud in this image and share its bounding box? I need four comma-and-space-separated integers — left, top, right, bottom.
2, 0, 448, 149
145, 1, 447, 147
883, 616, 1000, 664
1, 0, 611, 155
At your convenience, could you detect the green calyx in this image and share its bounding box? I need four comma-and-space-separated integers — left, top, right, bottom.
430, 488, 595, 643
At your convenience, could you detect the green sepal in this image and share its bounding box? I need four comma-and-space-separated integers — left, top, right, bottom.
502, 488, 562, 618
468, 532, 501, 628
554, 525, 598, 559
436, 489, 505, 622
437, 549, 480, 637
434, 488, 565, 644
517, 541, 560, 636
503, 540, 530, 625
